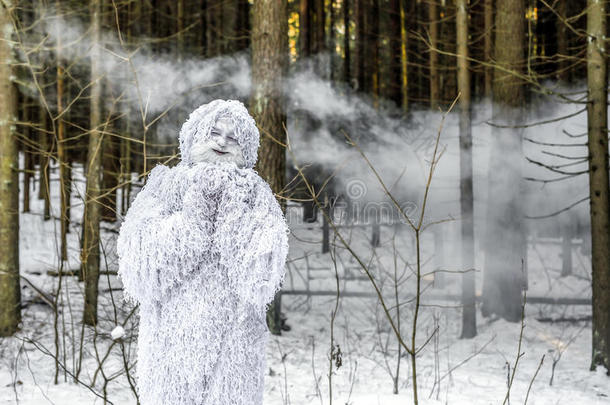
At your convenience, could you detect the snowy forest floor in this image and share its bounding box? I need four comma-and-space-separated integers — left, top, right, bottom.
0, 161, 609, 405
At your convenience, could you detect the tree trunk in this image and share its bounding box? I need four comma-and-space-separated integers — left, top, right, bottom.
38, 103, 51, 220
406, 0, 418, 103
456, 0, 476, 338
121, 0, 133, 217
313, 0, 325, 54
206, 0, 221, 57
371, 220, 380, 247
372, 0, 380, 103
481, 0, 524, 323
57, 80, 69, 247
83, 0, 103, 327
65, 161, 72, 234
354, 0, 363, 90
236, 0, 250, 51
364, 0, 379, 103
22, 113, 31, 213
37, 104, 46, 201
120, 129, 131, 216
416, 0, 426, 104
198, 0, 207, 55
428, 0, 439, 109
312, 0, 326, 77
299, 0, 311, 58
329, 0, 336, 82
177, 0, 184, 57
221, 0, 237, 53
56, 0, 69, 260
101, 133, 119, 222
387, 0, 402, 108
586, 0, 610, 373
399, 0, 409, 111
250, 0, 288, 336
343, 0, 350, 85
440, 1, 457, 104
322, 202, 329, 253
145, 0, 153, 50
483, 0, 493, 98
0, 2, 21, 337
556, 0, 569, 82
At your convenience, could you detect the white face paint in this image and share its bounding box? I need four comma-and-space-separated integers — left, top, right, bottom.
190, 116, 246, 168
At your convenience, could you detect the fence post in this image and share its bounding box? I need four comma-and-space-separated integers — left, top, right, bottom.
371, 216, 380, 247
322, 195, 330, 253
561, 223, 573, 277
322, 213, 330, 253
364, 210, 381, 247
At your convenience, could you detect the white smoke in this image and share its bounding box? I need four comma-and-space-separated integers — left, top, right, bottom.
29, 9, 591, 238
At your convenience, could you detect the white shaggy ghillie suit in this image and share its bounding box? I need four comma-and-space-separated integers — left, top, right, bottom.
117, 99, 289, 405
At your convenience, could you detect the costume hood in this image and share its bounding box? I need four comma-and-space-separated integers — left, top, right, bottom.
178, 99, 260, 168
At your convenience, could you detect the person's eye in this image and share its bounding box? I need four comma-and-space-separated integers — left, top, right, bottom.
227, 136, 237, 143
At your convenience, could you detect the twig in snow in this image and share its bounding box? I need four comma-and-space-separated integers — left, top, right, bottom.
524, 355, 545, 405
502, 291, 527, 405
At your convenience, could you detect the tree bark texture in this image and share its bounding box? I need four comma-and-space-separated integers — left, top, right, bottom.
481, 0, 525, 323
82, 0, 103, 327
0, 1, 21, 337
586, 0, 610, 373
456, 0, 476, 338
250, 0, 288, 335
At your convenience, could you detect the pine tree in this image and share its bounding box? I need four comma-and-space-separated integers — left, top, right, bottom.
456, 0, 476, 338
586, 0, 610, 373
481, 0, 525, 322
250, 0, 288, 335
0, 1, 21, 337
82, 0, 103, 326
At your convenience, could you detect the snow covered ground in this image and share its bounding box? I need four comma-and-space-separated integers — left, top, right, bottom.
0, 151, 608, 405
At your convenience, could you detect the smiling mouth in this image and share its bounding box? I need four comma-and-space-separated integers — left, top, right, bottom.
212, 149, 229, 155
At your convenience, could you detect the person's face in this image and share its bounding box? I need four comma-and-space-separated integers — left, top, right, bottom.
190, 116, 246, 168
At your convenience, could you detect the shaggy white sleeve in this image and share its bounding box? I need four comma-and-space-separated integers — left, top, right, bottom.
117, 165, 214, 305
241, 215, 289, 311
214, 178, 289, 312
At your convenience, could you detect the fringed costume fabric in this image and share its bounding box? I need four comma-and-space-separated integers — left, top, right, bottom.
117, 100, 289, 405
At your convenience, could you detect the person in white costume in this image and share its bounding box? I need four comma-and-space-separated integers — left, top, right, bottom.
117, 99, 289, 405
